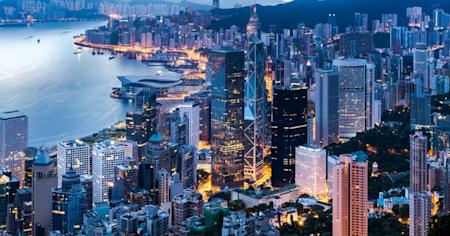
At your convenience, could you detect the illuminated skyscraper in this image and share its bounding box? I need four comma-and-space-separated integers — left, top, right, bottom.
51, 169, 86, 234
332, 152, 368, 236
209, 48, 245, 189
244, 38, 268, 182
0, 111, 28, 179
57, 140, 91, 188
271, 86, 308, 187
295, 145, 327, 199
178, 101, 200, 148
92, 141, 134, 203
246, 5, 260, 38
409, 192, 432, 236
410, 131, 428, 193
333, 59, 376, 139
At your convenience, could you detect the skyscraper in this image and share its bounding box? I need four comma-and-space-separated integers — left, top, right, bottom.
178, 101, 200, 148
92, 141, 134, 203
246, 5, 260, 38
332, 152, 368, 236
314, 69, 339, 146
32, 150, 57, 236
410, 131, 428, 193
333, 59, 377, 139
295, 145, 327, 199
409, 192, 432, 236
244, 38, 268, 182
271, 86, 308, 187
51, 169, 86, 234
413, 44, 432, 90
209, 48, 245, 189
410, 81, 431, 130
0, 111, 28, 179
57, 140, 91, 187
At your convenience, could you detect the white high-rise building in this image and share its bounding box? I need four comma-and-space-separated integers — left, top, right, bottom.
57, 140, 91, 187
409, 192, 432, 236
92, 141, 134, 203
333, 59, 377, 139
295, 145, 327, 199
0, 111, 28, 178
179, 101, 200, 148
332, 152, 368, 236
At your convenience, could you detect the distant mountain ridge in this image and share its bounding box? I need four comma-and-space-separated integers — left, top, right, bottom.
209, 0, 450, 31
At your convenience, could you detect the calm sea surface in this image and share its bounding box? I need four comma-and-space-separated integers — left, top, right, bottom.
0, 21, 176, 146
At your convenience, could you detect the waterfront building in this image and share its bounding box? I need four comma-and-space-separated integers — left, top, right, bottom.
332, 152, 368, 236
314, 69, 339, 146
271, 86, 308, 187
410, 131, 428, 193
0, 111, 28, 179
51, 169, 86, 234
57, 140, 91, 187
209, 48, 246, 189
295, 145, 327, 199
32, 150, 57, 236
178, 101, 200, 148
92, 141, 134, 203
333, 59, 377, 139
409, 192, 432, 236
244, 38, 268, 183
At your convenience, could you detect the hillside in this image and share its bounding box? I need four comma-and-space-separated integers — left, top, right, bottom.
209, 0, 450, 31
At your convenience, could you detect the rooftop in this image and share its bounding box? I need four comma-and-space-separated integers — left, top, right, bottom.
0, 110, 27, 120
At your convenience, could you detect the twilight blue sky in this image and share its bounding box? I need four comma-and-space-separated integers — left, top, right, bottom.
176, 0, 294, 8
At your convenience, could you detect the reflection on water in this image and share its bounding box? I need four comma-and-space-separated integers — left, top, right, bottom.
0, 21, 175, 146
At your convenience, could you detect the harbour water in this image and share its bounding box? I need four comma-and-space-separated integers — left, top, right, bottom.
0, 21, 178, 146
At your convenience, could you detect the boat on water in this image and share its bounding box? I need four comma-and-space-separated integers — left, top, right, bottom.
37, 39, 40, 43
74, 48, 82, 54
109, 56, 115, 60
156, 69, 163, 76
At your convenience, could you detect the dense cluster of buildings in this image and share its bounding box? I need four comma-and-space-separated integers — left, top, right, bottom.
4, 1, 450, 235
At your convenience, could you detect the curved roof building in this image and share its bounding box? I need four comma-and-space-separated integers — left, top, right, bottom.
117, 75, 182, 89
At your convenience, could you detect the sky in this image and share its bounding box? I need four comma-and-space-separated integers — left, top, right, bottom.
177, 0, 294, 8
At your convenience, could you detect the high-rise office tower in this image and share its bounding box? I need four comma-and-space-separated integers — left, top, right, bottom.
32, 150, 57, 236
6, 188, 32, 235
51, 169, 86, 234
92, 141, 134, 203
80, 175, 92, 211
410, 81, 431, 130
409, 192, 432, 236
295, 145, 327, 199
333, 59, 377, 139
271, 86, 308, 187
314, 69, 339, 146
332, 152, 368, 236
339, 32, 374, 58
186, 91, 211, 142
244, 38, 268, 182
0, 171, 19, 228
114, 157, 139, 200
180, 146, 197, 189
246, 5, 260, 38
410, 131, 428, 193
209, 48, 245, 189
178, 101, 200, 148
57, 140, 91, 188
0, 111, 28, 179
413, 44, 432, 90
